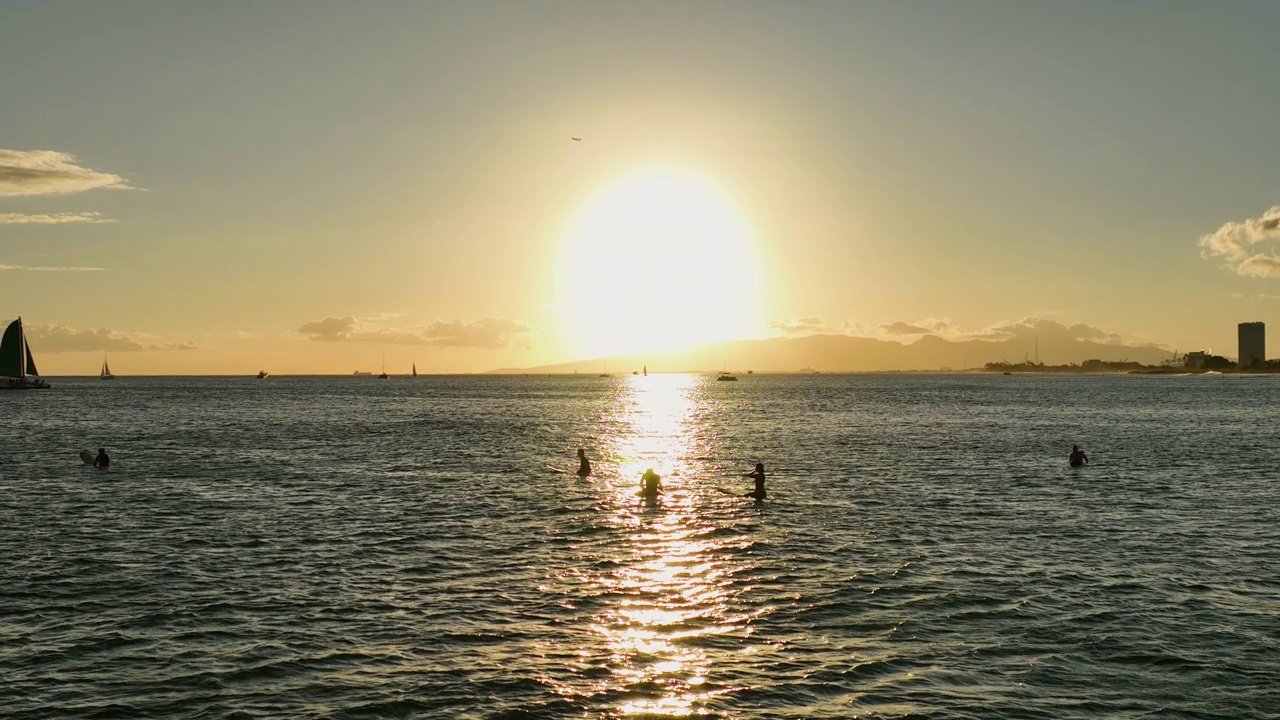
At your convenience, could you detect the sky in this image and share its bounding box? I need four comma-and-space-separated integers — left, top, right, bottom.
3, 0, 1280, 374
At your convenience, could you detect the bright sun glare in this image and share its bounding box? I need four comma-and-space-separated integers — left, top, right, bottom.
559, 170, 761, 360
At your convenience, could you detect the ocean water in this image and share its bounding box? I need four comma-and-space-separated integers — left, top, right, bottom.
1, 374, 1277, 719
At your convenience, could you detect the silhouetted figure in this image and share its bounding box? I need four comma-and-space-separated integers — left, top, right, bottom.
639, 468, 662, 500
93, 448, 110, 468
576, 449, 592, 477
743, 462, 767, 500
1069, 445, 1088, 467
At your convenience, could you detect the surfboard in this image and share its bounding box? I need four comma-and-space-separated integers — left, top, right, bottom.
79, 451, 94, 465
546, 465, 568, 474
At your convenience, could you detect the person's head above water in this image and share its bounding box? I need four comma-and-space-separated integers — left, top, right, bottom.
1072, 445, 1079, 451
755, 462, 764, 472
97, 448, 106, 454
578, 449, 585, 457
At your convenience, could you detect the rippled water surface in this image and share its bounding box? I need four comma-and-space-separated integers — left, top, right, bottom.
2, 374, 1278, 719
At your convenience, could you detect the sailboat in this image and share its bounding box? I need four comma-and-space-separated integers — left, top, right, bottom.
716, 362, 737, 381
99, 354, 115, 380
412, 362, 417, 377
0, 317, 50, 389
378, 352, 388, 379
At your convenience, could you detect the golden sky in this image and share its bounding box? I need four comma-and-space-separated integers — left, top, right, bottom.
3, 2, 1280, 374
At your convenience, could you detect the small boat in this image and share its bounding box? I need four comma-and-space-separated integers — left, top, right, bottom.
257, 370, 268, 379
378, 352, 388, 379
412, 362, 417, 377
100, 354, 115, 380
716, 372, 738, 382
0, 317, 50, 389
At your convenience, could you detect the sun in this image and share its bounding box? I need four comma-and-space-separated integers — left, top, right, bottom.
558, 169, 762, 360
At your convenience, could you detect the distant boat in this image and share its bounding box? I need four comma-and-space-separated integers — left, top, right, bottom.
0, 317, 50, 389
257, 370, 268, 379
412, 362, 417, 377
378, 352, 388, 379
643, 365, 647, 377
716, 372, 738, 382
100, 355, 115, 380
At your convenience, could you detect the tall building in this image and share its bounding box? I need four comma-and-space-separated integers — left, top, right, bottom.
1238, 322, 1265, 369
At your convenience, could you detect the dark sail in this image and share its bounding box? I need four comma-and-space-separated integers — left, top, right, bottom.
0, 319, 23, 377
25, 338, 39, 376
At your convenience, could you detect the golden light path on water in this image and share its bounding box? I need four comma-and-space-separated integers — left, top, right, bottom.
588, 374, 745, 716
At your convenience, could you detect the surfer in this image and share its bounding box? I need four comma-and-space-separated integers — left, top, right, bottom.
1069, 445, 1088, 467
93, 448, 110, 468
576, 448, 592, 477
639, 468, 662, 500
743, 462, 767, 500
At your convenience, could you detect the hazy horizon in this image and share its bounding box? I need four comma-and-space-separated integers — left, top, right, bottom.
5, 1, 1280, 374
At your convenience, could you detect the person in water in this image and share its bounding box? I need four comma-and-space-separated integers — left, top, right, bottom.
93, 448, 110, 468
576, 448, 592, 477
639, 468, 662, 499
1069, 445, 1088, 467
743, 462, 766, 500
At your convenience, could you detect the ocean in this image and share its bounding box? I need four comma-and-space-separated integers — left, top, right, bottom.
1, 374, 1277, 719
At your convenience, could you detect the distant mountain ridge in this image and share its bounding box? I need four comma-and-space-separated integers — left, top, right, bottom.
491, 332, 1175, 374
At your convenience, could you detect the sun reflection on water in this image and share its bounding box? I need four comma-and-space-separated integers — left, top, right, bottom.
584, 374, 739, 716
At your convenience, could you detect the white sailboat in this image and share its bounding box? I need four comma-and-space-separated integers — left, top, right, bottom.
0, 317, 50, 389
99, 354, 115, 380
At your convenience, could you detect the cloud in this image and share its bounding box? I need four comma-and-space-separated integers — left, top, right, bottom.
974, 316, 1126, 345
768, 316, 825, 335
842, 319, 872, 336
147, 341, 199, 351
878, 321, 934, 335
870, 315, 1139, 346
0, 149, 132, 197
420, 318, 535, 348
0, 264, 106, 272
0, 211, 113, 224
1198, 205, 1280, 278
20, 324, 199, 353
297, 316, 534, 349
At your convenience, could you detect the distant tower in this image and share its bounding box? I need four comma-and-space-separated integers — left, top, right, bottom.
1238, 322, 1265, 369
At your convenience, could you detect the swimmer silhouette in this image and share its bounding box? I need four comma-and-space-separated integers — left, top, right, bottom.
743, 462, 766, 500
1069, 445, 1088, 467
638, 468, 662, 500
